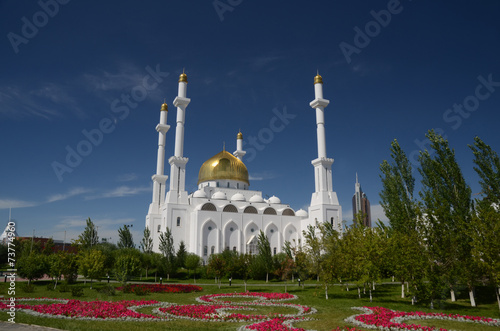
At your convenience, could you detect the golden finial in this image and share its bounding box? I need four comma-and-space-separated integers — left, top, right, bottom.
237, 130, 243, 140
314, 70, 323, 84
179, 68, 188, 83
160, 99, 168, 111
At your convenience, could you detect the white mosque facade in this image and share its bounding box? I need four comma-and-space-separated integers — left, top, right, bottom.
145, 72, 342, 261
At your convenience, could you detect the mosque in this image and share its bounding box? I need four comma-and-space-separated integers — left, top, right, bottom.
145, 72, 342, 261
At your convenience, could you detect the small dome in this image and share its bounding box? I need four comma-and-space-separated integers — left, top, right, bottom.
237, 131, 243, 140
296, 209, 308, 217
231, 193, 245, 201
212, 191, 227, 200
193, 189, 207, 198
160, 102, 168, 111
249, 194, 264, 203
268, 195, 281, 204
198, 150, 249, 185
314, 72, 323, 84
179, 72, 187, 83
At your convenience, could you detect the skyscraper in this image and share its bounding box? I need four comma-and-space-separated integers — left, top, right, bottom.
352, 173, 371, 227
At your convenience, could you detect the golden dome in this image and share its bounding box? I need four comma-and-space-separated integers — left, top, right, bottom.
179, 72, 188, 83
314, 72, 323, 84
160, 102, 168, 111
237, 131, 243, 139
198, 150, 249, 185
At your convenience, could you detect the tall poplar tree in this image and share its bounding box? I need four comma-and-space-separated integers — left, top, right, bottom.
117, 224, 134, 249
419, 130, 474, 306
159, 227, 175, 280
469, 136, 500, 310
257, 230, 273, 283
77, 218, 99, 249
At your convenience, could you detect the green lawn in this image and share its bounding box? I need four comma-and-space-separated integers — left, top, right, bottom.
0, 279, 498, 330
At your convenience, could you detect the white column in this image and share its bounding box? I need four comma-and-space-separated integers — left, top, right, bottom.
234, 131, 246, 160
174, 73, 189, 157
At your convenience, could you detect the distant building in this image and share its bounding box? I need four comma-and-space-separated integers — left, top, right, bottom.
352, 174, 371, 227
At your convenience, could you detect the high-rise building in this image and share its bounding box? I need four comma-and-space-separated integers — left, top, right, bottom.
352, 173, 371, 227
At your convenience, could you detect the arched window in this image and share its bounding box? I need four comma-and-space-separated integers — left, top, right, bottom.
211, 246, 215, 255
223, 204, 238, 213
244, 206, 258, 214
203, 246, 208, 256
331, 217, 334, 225
177, 217, 181, 226
282, 208, 295, 216
201, 203, 217, 211
273, 247, 277, 255
157, 224, 161, 233
233, 246, 236, 252
264, 207, 277, 215
227, 182, 230, 188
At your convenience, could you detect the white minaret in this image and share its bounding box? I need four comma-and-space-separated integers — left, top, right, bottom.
148, 102, 170, 214
308, 72, 342, 232
166, 71, 191, 204
233, 131, 246, 160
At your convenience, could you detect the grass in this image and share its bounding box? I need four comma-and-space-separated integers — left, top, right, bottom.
0, 279, 499, 330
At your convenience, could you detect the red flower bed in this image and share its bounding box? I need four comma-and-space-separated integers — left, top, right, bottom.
117, 283, 202, 294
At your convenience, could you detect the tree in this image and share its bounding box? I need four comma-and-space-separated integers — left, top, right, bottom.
140, 226, 153, 254
469, 136, 500, 310
117, 224, 134, 249
176, 241, 187, 269
158, 227, 175, 280
17, 252, 48, 285
303, 224, 322, 281
207, 253, 226, 289
94, 241, 117, 276
273, 253, 294, 293
77, 218, 99, 249
114, 249, 141, 284
185, 253, 201, 283
48, 252, 66, 289
419, 130, 474, 306
233, 253, 253, 292
256, 230, 273, 283
78, 249, 106, 287
379, 139, 418, 233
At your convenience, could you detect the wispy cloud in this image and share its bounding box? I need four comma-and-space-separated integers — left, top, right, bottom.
249, 172, 275, 181
85, 186, 150, 200
82, 63, 145, 92
46, 187, 91, 203
116, 173, 138, 182
0, 199, 38, 209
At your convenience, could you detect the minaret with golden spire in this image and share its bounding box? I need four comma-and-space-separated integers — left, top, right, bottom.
148, 100, 170, 213
233, 130, 246, 160
308, 72, 342, 232
166, 70, 191, 204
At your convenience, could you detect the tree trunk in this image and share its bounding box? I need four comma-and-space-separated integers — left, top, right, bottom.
358, 287, 361, 299
167, 274, 170, 281
450, 289, 456, 302
54, 278, 58, 290
284, 280, 287, 293
363, 283, 366, 294
406, 281, 409, 292
369, 289, 372, 302
411, 296, 415, 305
373, 281, 375, 290
155, 271, 157, 283
346, 284, 349, 291
469, 288, 477, 307
317, 274, 320, 282
392, 275, 394, 282
325, 285, 328, 300
266, 273, 269, 283
244, 280, 247, 292
401, 283, 405, 298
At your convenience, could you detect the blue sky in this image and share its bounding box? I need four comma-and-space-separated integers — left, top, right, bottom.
1, 1, 499, 245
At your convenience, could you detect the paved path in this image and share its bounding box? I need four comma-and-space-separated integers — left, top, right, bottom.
0, 322, 63, 330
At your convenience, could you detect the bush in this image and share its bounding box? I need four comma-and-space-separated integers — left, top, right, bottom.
58, 284, 70, 292
71, 286, 84, 297
121, 284, 133, 293
21, 283, 35, 293
97, 285, 116, 296
133, 286, 150, 296
46, 282, 56, 291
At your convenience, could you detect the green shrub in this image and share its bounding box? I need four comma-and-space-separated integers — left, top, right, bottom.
58, 284, 69, 292
97, 285, 116, 296
121, 284, 133, 293
21, 283, 35, 293
71, 286, 84, 297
